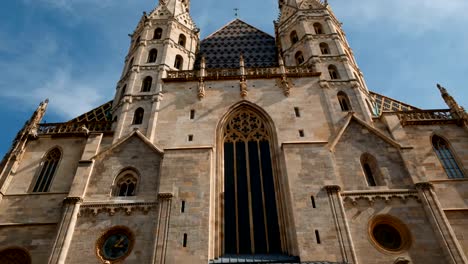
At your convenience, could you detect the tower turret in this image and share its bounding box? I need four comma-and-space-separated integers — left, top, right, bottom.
276, 0, 376, 123
112, 0, 199, 141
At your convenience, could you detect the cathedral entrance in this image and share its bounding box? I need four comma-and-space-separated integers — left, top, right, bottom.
222, 107, 282, 255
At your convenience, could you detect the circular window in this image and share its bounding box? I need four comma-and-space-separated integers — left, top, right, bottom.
0, 247, 31, 264
96, 226, 134, 263
369, 215, 411, 253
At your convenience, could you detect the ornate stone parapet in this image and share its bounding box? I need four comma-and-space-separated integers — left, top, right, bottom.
341, 189, 420, 206
79, 201, 158, 217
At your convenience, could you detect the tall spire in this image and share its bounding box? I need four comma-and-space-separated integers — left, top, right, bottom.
158, 0, 190, 15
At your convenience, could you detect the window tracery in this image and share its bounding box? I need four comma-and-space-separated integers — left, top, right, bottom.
32, 148, 61, 193
113, 173, 138, 197
432, 135, 465, 179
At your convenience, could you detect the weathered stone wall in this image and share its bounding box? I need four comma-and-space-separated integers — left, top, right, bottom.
446, 210, 468, 256
0, 224, 57, 264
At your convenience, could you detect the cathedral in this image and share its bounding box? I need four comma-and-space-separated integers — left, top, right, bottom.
1, 0, 467, 263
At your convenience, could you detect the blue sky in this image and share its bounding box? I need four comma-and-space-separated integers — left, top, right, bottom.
0, 0, 467, 155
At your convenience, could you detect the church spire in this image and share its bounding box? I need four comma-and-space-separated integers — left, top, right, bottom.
158, 0, 190, 15
279, 0, 327, 9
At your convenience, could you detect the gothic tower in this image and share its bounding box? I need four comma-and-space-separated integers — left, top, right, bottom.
112, 0, 199, 141
276, 0, 375, 126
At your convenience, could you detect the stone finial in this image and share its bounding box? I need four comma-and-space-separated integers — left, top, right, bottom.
437, 84, 468, 125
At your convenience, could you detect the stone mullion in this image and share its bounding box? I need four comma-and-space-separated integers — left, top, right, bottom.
416, 182, 468, 264
152, 193, 173, 264
325, 185, 358, 264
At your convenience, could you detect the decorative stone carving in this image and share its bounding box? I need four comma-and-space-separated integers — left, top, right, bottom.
341, 190, 420, 206
198, 80, 206, 100
240, 76, 248, 98
79, 202, 157, 217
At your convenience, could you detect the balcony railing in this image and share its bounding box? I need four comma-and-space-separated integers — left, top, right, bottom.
38, 121, 113, 135
397, 109, 458, 126
164, 66, 319, 82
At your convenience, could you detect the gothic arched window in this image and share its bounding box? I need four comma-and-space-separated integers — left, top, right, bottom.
361, 153, 381, 187
222, 107, 282, 255
154, 28, 163, 40
32, 148, 61, 193
148, 49, 158, 63
320, 42, 330, 54
0, 247, 31, 264
120, 84, 127, 100
295, 51, 304, 65
337, 91, 351, 111
133, 108, 144, 125
432, 135, 465, 179
113, 171, 138, 197
141, 76, 152, 92
313, 23, 324, 34
328, 65, 340, 79
290, 30, 299, 44
174, 55, 184, 70
127, 57, 134, 72
178, 34, 187, 47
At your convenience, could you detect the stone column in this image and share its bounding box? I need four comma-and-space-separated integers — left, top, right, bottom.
48, 197, 82, 264
325, 185, 358, 264
49, 133, 102, 263
416, 182, 468, 264
152, 193, 173, 264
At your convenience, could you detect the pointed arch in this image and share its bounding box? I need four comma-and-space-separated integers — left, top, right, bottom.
174, 55, 184, 70
295, 51, 304, 65
213, 101, 292, 258
290, 30, 299, 45
432, 135, 465, 179
112, 168, 139, 197
154, 28, 163, 40
328, 64, 340, 79
178, 34, 187, 47
313, 22, 324, 34
32, 147, 62, 192
319, 42, 330, 54
337, 91, 352, 111
133, 108, 144, 125
147, 49, 158, 63
360, 153, 382, 186
141, 76, 152, 92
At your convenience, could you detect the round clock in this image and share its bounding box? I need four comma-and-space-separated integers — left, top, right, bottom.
96, 226, 134, 263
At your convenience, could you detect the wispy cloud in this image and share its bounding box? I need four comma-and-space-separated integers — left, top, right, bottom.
0, 32, 110, 119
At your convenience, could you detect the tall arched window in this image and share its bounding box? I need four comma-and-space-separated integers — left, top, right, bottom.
127, 58, 134, 72
32, 148, 61, 193
141, 76, 152, 92
319, 42, 330, 54
133, 108, 144, 125
147, 49, 158, 63
222, 107, 282, 255
328, 65, 340, 79
178, 34, 187, 47
0, 247, 31, 264
313, 23, 324, 34
432, 135, 465, 179
174, 55, 184, 70
154, 28, 163, 40
295, 51, 304, 65
337, 92, 352, 111
361, 153, 381, 187
113, 171, 138, 197
290, 30, 299, 44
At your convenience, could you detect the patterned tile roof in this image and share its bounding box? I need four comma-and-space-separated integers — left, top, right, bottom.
195, 19, 278, 69
68, 100, 113, 123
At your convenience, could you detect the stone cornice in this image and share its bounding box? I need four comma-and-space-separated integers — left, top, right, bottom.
79, 201, 158, 217
341, 189, 420, 206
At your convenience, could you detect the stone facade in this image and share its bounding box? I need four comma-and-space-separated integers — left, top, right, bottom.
0, 0, 467, 264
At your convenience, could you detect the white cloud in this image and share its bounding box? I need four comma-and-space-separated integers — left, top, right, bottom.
0, 32, 111, 119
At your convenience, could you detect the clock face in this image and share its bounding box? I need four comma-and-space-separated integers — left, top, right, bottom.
101, 233, 131, 260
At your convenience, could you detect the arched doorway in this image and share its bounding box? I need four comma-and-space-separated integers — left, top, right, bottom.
222, 106, 282, 255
